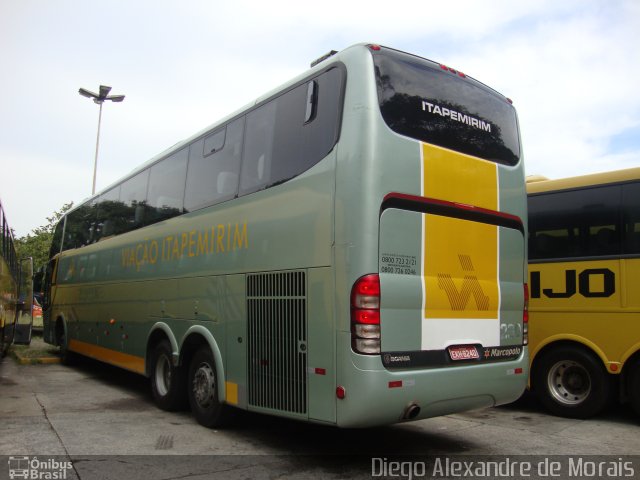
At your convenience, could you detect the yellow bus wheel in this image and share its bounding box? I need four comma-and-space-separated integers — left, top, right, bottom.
532, 345, 611, 419
629, 360, 640, 417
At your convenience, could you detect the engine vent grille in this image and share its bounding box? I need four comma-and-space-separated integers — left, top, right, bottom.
247, 270, 307, 415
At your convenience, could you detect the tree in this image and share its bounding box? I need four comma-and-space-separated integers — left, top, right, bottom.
14, 202, 73, 269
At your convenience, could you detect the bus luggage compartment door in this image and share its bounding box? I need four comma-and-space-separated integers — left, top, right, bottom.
378, 204, 524, 370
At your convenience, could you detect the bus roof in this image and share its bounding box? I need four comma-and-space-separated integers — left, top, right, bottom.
526, 167, 640, 194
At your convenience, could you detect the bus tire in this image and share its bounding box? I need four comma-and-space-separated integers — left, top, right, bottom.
0, 330, 7, 358
187, 346, 233, 428
56, 320, 76, 366
532, 345, 611, 419
150, 340, 188, 411
629, 360, 640, 417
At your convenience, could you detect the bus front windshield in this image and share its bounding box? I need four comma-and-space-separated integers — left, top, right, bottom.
373, 48, 520, 166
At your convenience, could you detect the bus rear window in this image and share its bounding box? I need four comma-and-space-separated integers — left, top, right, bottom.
373, 49, 520, 166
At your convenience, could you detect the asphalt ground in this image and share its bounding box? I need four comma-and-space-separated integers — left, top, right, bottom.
1, 339, 639, 479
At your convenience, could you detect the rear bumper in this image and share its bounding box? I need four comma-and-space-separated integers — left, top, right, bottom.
335, 333, 529, 427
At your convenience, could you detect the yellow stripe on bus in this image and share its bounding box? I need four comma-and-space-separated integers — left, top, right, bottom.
422, 143, 498, 210
69, 339, 146, 374
225, 381, 239, 405
422, 143, 499, 322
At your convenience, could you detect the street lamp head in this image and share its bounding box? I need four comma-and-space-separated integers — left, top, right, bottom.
79, 85, 125, 104
78, 87, 98, 99
99, 85, 112, 98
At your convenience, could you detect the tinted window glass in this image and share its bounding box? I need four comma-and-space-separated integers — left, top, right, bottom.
120, 170, 149, 233
240, 67, 343, 195
305, 67, 343, 166
240, 101, 277, 195
147, 148, 188, 223
64, 202, 97, 250
185, 117, 244, 211
373, 49, 519, 165
528, 185, 621, 260
95, 186, 123, 240
49, 219, 64, 258
622, 182, 640, 254
204, 129, 226, 156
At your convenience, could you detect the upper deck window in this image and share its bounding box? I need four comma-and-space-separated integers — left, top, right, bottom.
239, 67, 343, 195
373, 49, 520, 166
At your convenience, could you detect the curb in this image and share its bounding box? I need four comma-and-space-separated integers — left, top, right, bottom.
11, 349, 61, 365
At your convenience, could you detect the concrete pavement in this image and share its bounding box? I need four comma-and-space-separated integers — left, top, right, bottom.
1, 353, 639, 479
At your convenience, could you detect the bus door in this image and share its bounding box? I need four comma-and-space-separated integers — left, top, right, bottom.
42, 256, 58, 345
14, 257, 34, 345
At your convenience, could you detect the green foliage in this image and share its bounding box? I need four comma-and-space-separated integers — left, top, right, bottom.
14, 202, 73, 269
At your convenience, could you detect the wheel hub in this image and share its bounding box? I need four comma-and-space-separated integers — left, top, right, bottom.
548, 360, 591, 405
193, 362, 215, 408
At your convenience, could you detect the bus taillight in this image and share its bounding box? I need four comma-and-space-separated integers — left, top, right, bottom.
351, 274, 381, 354
523, 283, 529, 345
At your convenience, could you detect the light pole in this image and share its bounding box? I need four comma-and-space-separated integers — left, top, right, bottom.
78, 85, 125, 195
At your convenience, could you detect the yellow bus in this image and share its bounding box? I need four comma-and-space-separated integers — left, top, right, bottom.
1, 200, 19, 356
1, 200, 33, 354
527, 167, 640, 418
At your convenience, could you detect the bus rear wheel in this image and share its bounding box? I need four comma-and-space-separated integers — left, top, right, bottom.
56, 320, 76, 366
532, 345, 610, 419
628, 360, 640, 417
150, 340, 187, 411
188, 346, 233, 428
0, 330, 8, 358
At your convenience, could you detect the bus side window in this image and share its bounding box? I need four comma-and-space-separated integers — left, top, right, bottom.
529, 185, 622, 260
64, 202, 97, 250
49, 219, 64, 257
95, 186, 122, 241
238, 67, 343, 196
582, 185, 620, 257
184, 117, 244, 211
146, 148, 188, 224
240, 102, 276, 195
204, 128, 226, 156
623, 182, 640, 254
120, 170, 149, 234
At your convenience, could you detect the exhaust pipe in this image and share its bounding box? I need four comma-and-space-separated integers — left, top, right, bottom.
403, 403, 421, 420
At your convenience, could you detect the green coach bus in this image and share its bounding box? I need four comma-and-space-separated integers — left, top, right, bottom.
43, 43, 528, 428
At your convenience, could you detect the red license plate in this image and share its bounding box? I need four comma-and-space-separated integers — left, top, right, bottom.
448, 345, 480, 361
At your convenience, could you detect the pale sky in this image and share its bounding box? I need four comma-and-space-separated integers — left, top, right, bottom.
1, 0, 638, 237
